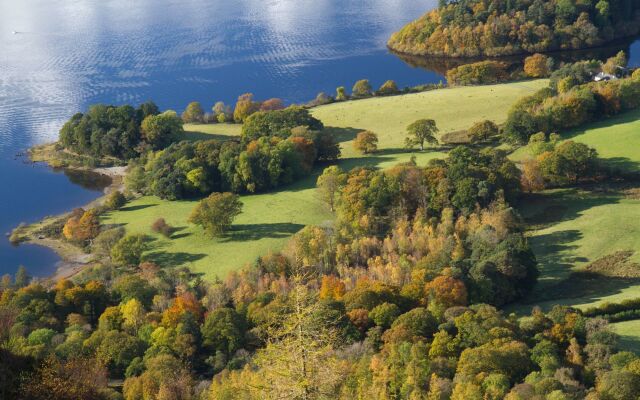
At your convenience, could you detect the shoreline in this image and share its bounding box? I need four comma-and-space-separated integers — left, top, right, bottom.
12, 145, 127, 282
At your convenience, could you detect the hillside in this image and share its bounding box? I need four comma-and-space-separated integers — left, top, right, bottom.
388, 0, 640, 57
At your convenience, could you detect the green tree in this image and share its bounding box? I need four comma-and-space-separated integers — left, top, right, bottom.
336, 86, 348, 101
110, 234, 147, 267
316, 166, 346, 212
141, 111, 184, 150
467, 120, 499, 143
181, 101, 204, 123
201, 307, 246, 357
406, 119, 439, 150
14, 265, 30, 288
189, 192, 243, 237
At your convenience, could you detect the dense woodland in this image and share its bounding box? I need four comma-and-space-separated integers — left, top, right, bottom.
388, 0, 640, 57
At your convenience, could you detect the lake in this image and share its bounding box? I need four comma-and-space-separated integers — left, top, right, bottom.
1, 0, 638, 277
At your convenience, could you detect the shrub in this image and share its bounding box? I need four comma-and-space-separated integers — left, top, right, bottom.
104, 191, 126, 210
353, 131, 378, 154
151, 218, 173, 238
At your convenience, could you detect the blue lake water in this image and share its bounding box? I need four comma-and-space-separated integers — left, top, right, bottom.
0, 0, 638, 277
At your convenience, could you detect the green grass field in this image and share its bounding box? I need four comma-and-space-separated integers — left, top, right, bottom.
510, 108, 640, 173
182, 123, 242, 141
102, 174, 332, 279
312, 80, 548, 158
514, 187, 640, 312
612, 320, 640, 352
103, 81, 547, 279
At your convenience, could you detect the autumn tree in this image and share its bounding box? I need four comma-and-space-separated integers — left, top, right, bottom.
237, 276, 346, 399
189, 192, 243, 237
316, 166, 347, 211
353, 131, 378, 154
602, 50, 627, 75
181, 101, 204, 123
260, 98, 285, 111
234, 93, 260, 122
521, 159, 545, 192
377, 80, 399, 95
524, 54, 552, 78
213, 101, 233, 123
63, 208, 100, 243
406, 119, 438, 150
352, 79, 373, 98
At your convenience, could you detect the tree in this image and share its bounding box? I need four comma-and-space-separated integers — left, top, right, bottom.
336, 86, 348, 101
352, 79, 373, 98
353, 131, 378, 154
234, 93, 260, 122
110, 234, 147, 267
213, 101, 232, 123
14, 265, 30, 288
316, 166, 346, 211
232, 277, 346, 399
260, 98, 285, 111
603, 51, 627, 75
63, 209, 100, 243
201, 307, 247, 357
467, 120, 499, 143
524, 54, 552, 78
181, 101, 204, 123
141, 111, 184, 150
377, 80, 399, 95
189, 192, 243, 237
521, 159, 545, 192
406, 119, 439, 150
369, 302, 401, 328
104, 190, 126, 210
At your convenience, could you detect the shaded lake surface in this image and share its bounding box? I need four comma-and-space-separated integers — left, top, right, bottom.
1, 0, 639, 277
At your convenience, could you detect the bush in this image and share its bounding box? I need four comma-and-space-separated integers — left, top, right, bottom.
151, 218, 173, 238
104, 191, 126, 210
353, 131, 378, 154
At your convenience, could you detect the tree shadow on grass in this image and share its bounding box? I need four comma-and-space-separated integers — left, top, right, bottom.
322, 127, 361, 143
182, 131, 238, 142
529, 229, 584, 287
143, 250, 207, 267
223, 223, 305, 242
519, 188, 623, 229
119, 204, 156, 212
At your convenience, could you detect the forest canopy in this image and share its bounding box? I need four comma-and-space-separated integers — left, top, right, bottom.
388, 0, 640, 57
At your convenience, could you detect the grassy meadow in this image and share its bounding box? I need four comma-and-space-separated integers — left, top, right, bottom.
103, 80, 548, 279
510, 108, 640, 173
312, 80, 548, 158
612, 320, 640, 353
